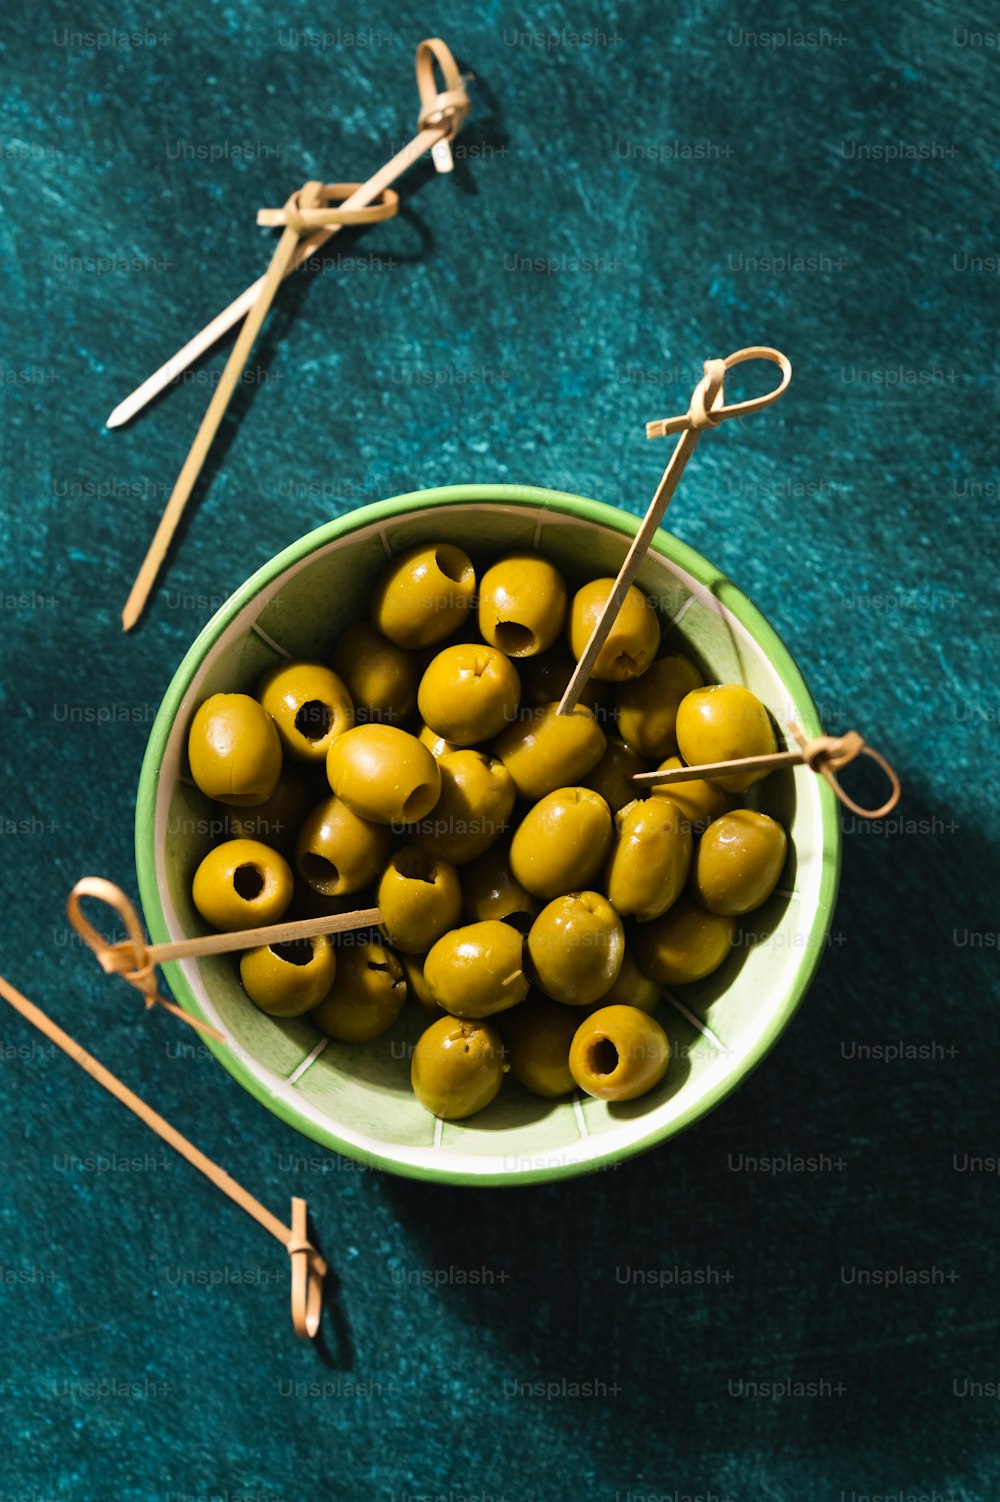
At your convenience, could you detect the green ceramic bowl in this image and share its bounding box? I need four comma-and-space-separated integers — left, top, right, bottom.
136, 485, 840, 1185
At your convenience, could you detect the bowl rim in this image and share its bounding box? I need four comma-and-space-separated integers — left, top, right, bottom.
136, 483, 842, 1186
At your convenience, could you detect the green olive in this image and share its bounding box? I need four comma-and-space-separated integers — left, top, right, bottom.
569, 1005, 670, 1101
408, 750, 516, 864
187, 693, 282, 807
581, 737, 650, 814
227, 769, 310, 853
418, 724, 459, 758
461, 843, 541, 928
692, 809, 788, 915
332, 621, 420, 727
192, 838, 294, 930
499, 999, 577, 1097
599, 948, 662, 1013
509, 786, 613, 900
417, 643, 521, 746
615, 654, 703, 759
649, 756, 737, 830
399, 952, 444, 1017
295, 796, 391, 896
518, 643, 612, 720
371, 543, 476, 649
604, 797, 692, 921
411, 1015, 507, 1119
477, 552, 568, 657
633, 898, 735, 985
424, 919, 529, 1018
326, 724, 441, 825
568, 579, 660, 682
527, 892, 624, 1006
675, 684, 777, 792
256, 661, 354, 763
492, 702, 606, 802
311, 941, 406, 1042
377, 847, 462, 953
239, 936, 337, 1017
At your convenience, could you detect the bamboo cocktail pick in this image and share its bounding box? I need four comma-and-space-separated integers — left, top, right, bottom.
118, 37, 471, 632
557, 347, 792, 717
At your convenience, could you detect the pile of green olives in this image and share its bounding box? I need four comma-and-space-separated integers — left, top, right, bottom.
184, 541, 790, 1120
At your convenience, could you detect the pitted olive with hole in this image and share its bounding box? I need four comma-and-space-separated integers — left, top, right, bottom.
311, 940, 407, 1042
581, 736, 651, 815
650, 756, 737, 830
675, 684, 777, 792
332, 621, 420, 727
604, 796, 692, 922
509, 786, 613, 900
598, 947, 662, 1014
371, 543, 476, 649
188, 693, 282, 807
239, 936, 337, 1017
569, 1005, 670, 1102
294, 796, 391, 896
227, 768, 310, 853
519, 643, 612, 720
692, 809, 788, 915
568, 578, 661, 682
462, 842, 541, 928
499, 999, 577, 1098
424, 919, 529, 1018
327, 724, 441, 825
493, 702, 606, 802
417, 643, 521, 746
377, 847, 463, 954
192, 838, 294, 931
633, 897, 735, 985
477, 551, 568, 658
408, 749, 516, 864
527, 891, 625, 1006
411, 1015, 507, 1119
615, 653, 703, 760
256, 661, 354, 762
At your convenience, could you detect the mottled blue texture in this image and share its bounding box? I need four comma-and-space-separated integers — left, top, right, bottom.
1, 0, 998, 1497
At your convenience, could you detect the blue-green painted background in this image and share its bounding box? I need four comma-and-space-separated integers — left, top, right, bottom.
1, 1, 997, 1497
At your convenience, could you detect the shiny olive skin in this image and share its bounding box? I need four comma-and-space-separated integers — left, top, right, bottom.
599, 947, 662, 1014
371, 543, 476, 649
192, 838, 294, 931
568, 579, 661, 682
633, 897, 735, 985
499, 999, 577, 1098
239, 936, 337, 1017
227, 769, 310, 853
377, 847, 462, 953
418, 724, 458, 758
408, 750, 516, 865
256, 661, 354, 763
615, 654, 703, 760
477, 552, 568, 658
311, 941, 406, 1042
692, 809, 788, 915
509, 786, 613, 900
424, 919, 529, 1018
527, 892, 625, 1006
604, 796, 693, 921
399, 952, 444, 1017
417, 643, 521, 746
675, 684, 777, 792
650, 756, 737, 831
518, 643, 612, 720
411, 1015, 507, 1119
461, 843, 541, 928
581, 737, 650, 815
295, 796, 392, 896
493, 702, 607, 803
327, 724, 442, 825
188, 693, 282, 807
569, 1005, 670, 1102
332, 621, 420, 727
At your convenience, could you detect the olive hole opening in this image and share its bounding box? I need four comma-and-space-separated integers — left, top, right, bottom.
395, 848, 437, 884
294, 700, 333, 741
588, 1037, 619, 1076
270, 939, 315, 967
494, 621, 535, 656
401, 785, 432, 820
233, 863, 265, 900
435, 546, 470, 584
298, 852, 340, 893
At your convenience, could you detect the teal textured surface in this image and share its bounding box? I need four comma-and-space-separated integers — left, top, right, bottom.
1, 1, 997, 1497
